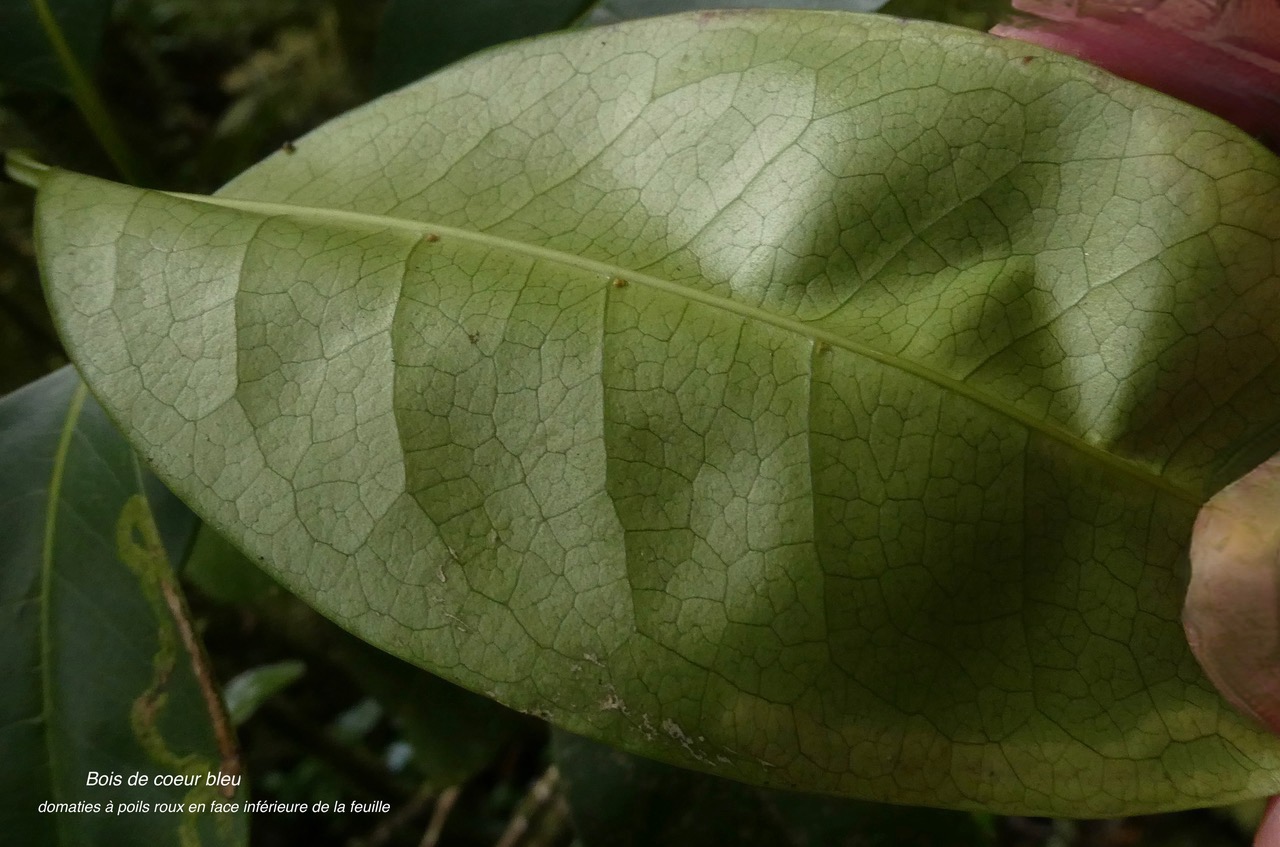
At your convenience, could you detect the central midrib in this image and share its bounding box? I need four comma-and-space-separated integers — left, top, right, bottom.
178, 188, 1203, 509
42, 378, 87, 831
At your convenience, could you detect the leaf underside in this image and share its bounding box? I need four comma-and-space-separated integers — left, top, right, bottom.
33, 11, 1280, 816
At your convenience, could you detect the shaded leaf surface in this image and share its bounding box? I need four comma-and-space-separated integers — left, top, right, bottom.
30, 11, 1280, 815
0, 366, 246, 846
554, 729, 993, 846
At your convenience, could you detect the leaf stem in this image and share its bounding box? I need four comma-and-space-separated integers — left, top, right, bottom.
4, 149, 52, 188
29, 0, 144, 185
41, 378, 86, 842
157, 561, 243, 794
494, 766, 565, 847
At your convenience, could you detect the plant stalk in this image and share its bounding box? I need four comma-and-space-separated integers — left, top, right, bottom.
29, 0, 144, 185
4, 150, 51, 189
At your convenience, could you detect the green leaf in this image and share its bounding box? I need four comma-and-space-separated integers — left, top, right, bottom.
877, 0, 1012, 32
0, 366, 247, 846
581, 0, 890, 27
0, 0, 141, 183
0, 0, 113, 92
553, 729, 993, 846
25, 11, 1280, 816
223, 661, 306, 727
373, 0, 597, 93
184, 522, 284, 605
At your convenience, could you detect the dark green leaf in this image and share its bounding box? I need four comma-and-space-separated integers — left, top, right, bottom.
373, 0, 596, 93
184, 522, 284, 605
26, 12, 1280, 815
554, 729, 993, 846
223, 661, 306, 727
582, 0, 889, 27
0, 366, 247, 846
0, 0, 114, 92
877, 0, 1012, 31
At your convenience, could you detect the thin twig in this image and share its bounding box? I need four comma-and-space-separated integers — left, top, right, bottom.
419, 785, 461, 847
494, 766, 560, 847
351, 781, 440, 847
527, 793, 572, 847
3, 150, 51, 188
159, 575, 242, 795
29, 0, 144, 184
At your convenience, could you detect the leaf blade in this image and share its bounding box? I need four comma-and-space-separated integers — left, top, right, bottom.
31, 11, 1280, 816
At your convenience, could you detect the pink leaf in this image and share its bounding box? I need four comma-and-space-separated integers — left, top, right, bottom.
991, 0, 1280, 149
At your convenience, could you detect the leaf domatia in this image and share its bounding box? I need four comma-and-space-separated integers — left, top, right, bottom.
32, 11, 1280, 815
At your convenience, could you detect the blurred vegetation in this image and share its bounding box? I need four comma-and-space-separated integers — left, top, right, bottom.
877, 0, 1010, 31
0, 1, 1265, 845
